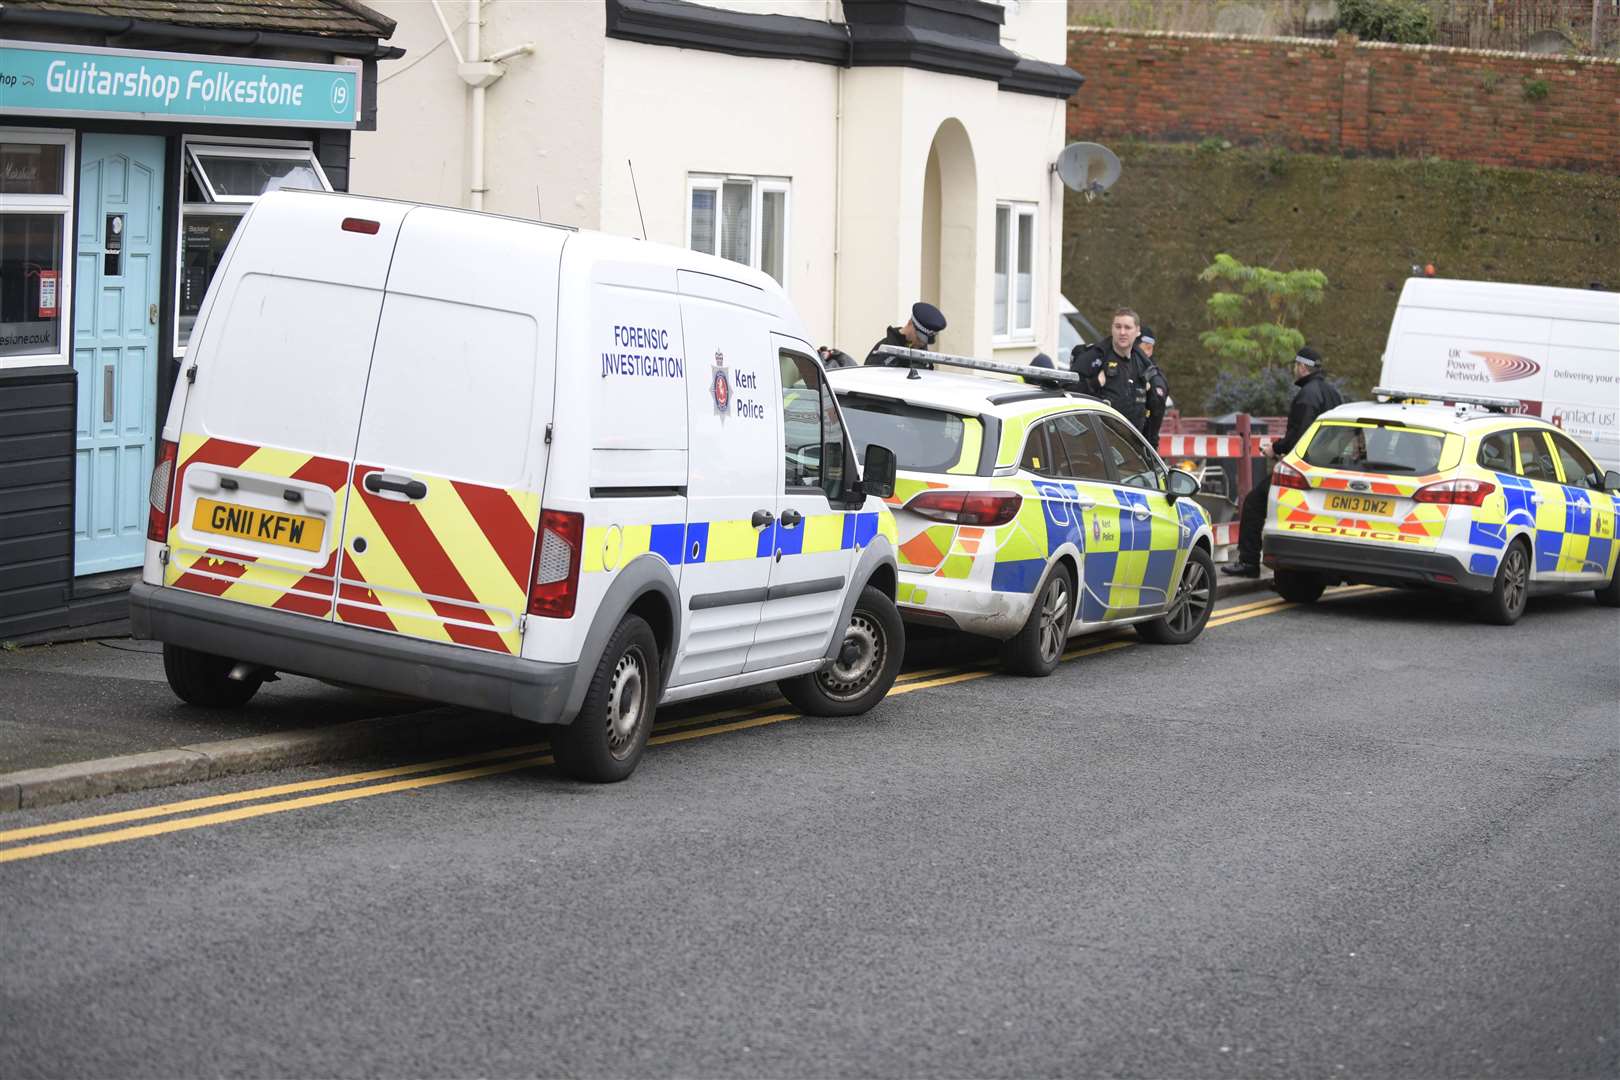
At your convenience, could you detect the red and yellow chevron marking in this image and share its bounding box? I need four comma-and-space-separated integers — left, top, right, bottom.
1273, 487, 1448, 547
165, 436, 351, 618
334, 464, 539, 655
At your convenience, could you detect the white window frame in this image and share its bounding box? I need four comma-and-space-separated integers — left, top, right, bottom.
685, 173, 791, 289
0, 128, 75, 370
174, 135, 332, 355
993, 200, 1038, 344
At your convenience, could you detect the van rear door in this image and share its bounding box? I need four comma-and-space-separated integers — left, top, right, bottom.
164, 193, 409, 621
334, 208, 563, 655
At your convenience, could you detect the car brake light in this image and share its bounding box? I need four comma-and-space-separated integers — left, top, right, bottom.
1271, 461, 1310, 490
341, 217, 380, 235
528, 509, 584, 618
147, 438, 179, 543
906, 490, 1023, 527
1413, 478, 1495, 506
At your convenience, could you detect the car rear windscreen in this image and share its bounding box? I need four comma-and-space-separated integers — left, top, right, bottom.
1303, 422, 1445, 474
839, 394, 970, 473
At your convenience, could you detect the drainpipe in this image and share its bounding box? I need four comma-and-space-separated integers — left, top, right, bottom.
431, 0, 533, 211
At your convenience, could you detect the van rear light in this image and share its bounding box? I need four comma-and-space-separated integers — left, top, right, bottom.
528, 509, 583, 619
341, 217, 381, 235
1271, 461, 1310, 490
1413, 478, 1495, 506
906, 490, 1023, 527
147, 438, 179, 543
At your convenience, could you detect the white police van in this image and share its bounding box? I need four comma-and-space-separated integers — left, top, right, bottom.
130, 190, 905, 782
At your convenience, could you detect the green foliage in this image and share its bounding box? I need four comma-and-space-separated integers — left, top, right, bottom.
1196, 136, 1231, 155
1521, 78, 1551, 102
1205, 366, 1349, 416
1337, 0, 1436, 44
1196, 254, 1327, 369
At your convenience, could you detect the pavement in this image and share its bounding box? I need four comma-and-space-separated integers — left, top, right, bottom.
0, 572, 1275, 811
1, 581, 1613, 1078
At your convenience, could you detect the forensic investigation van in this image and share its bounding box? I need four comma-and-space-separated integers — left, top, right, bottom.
129, 190, 905, 782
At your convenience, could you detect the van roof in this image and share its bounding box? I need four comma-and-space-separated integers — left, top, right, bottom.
1396, 277, 1619, 324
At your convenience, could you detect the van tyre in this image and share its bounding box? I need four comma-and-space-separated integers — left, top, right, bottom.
1002, 563, 1074, 675
162, 643, 262, 708
1137, 546, 1215, 645
1273, 568, 1327, 605
1598, 560, 1620, 608
780, 586, 904, 716
1476, 539, 1530, 626
553, 616, 659, 783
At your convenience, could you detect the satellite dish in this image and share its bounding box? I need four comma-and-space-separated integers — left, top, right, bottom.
1054, 142, 1122, 200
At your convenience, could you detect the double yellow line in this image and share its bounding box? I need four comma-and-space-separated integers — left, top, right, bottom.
0, 588, 1365, 865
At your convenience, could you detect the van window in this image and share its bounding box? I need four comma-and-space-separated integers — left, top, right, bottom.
359, 294, 538, 483
1514, 430, 1557, 483
780, 351, 846, 500
840, 394, 967, 474
1548, 431, 1599, 489
1304, 422, 1445, 475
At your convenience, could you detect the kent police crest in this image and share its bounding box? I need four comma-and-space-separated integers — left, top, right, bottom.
711, 351, 731, 416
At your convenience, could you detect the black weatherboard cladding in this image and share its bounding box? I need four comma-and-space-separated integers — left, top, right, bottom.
0, 369, 76, 637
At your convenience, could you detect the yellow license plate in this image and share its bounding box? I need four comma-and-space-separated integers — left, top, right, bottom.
1326, 493, 1394, 516
193, 498, 324, 552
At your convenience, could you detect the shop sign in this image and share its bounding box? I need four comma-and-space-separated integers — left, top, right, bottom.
0, 40, 359, 128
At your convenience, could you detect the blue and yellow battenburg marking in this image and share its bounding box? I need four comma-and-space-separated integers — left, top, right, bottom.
582, 511, 893, 573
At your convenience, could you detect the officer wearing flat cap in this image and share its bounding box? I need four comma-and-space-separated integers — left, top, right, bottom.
865, 302, 947, 366
1224, 345, 1343, 578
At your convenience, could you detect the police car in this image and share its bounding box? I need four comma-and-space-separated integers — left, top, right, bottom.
1263, 388, 1620, 623
130, 190, 906, 783
828, 348, 1216, 675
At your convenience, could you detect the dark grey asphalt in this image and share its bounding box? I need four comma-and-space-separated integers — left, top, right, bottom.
1, 589, 1616, 1079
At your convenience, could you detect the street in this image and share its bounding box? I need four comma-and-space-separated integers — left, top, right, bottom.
2, 587, 1616, 1078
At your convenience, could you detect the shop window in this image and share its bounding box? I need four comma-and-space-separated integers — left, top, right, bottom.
0, 131, 73, 367
176, 141, 331, 351
687, 174, 790, 288
993, 202, 1036, 342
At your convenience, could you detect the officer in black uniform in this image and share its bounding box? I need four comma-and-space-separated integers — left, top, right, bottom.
1070, 307, 1152, 430
865, 302, 947, 366
1224, 345, 1345, 577
818, 346, 859, 369
1136, 325, 1171, 445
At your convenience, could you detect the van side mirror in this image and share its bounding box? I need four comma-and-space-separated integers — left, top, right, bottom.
861, 444, 897, 501
1603, 470, 1620, 493
1165, 468, 1200, 503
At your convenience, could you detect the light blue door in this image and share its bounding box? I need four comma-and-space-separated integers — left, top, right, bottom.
74, 134, 164, 574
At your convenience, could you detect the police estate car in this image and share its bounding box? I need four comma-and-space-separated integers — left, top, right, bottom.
828, 349, 1216, 675
1263, 389, 1620, 624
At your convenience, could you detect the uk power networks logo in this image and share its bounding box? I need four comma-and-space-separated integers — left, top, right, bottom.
1443, 348, 1540, 385
710, 351, 731, 417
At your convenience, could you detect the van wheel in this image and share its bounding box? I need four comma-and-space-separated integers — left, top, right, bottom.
780, 586, 904, 717
1596, 560, 1620, 608
1273, 568, 1327, 605
162, 643, 262, 708
1137, 547, 1215, 645
1001, 563, 1074, 675
1475, 539, 1530, 626
552, 616, 659, 783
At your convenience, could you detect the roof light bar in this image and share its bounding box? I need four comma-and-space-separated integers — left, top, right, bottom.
1371, 387, 1523, 413
873, 345, 1082, 387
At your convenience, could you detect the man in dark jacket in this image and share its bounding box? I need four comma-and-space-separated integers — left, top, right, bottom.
1224, 346, 1344, 577
1070, 307, 1153, 430
1136, 324, 1171, 444
864, 302, 947, 366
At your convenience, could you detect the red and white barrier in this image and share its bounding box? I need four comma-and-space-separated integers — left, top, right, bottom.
1157, 434, 1268, 458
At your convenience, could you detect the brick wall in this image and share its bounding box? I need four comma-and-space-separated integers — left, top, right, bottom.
1065, 28, 1620, 172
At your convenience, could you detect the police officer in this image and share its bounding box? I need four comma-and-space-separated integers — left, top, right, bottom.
1070, 307, 1153, 430
865, 302, 947, 366
1136, 325, 1171, 445
1223, 345, 1345, 578
818, 345, 859, 369
1022, 352, 1058, 386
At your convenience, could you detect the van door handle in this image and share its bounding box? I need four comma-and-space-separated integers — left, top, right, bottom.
1132, 506, 1151, 520
364, 472, 428, 500
779, 509, 804, 529
751, 509, 774, 529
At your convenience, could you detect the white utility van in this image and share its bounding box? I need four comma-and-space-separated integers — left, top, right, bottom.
1380, 278, 1620, 472
130, 190, 905, 782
